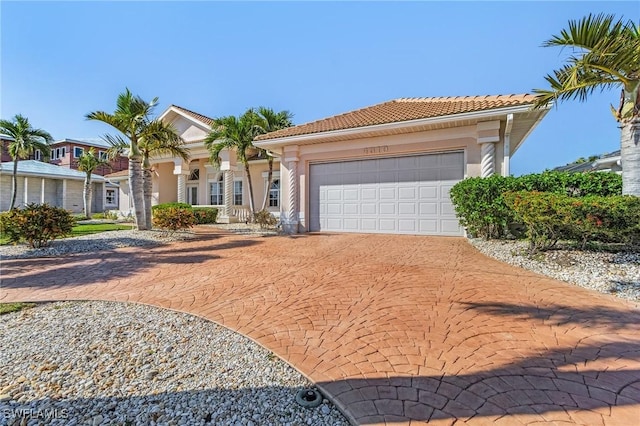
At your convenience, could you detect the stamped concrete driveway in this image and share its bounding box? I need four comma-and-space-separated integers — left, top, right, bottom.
1, 228, 640, 425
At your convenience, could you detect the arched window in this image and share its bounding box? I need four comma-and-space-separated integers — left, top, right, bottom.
269, 179, 280, 207
210, 175, 223, 205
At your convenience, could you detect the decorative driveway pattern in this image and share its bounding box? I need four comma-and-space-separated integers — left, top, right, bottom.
2, 229, 640, 425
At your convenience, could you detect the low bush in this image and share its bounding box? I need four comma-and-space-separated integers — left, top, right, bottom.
192, 207, 218, 224
450, 171, 622, 239
151, 202, 192, 211
0, 203, 76, 248
504, 191, 640, 252
152, 207, 196, 233
253, 209, 278, 229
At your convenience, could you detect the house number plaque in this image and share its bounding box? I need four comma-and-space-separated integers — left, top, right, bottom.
363, 145, 389, 154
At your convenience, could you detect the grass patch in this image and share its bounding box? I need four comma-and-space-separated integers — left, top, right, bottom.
70, 223, 133, 237
0, 302, 36, 315
1, 223, 133, 245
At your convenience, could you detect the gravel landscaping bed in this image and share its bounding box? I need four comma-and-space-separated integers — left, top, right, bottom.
0, 230, 196, 260
206, 223, 280, 236
0, 301, 348, 426
469, 238, 640, 302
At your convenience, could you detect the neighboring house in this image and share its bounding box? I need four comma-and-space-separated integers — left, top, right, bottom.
553, 150, 622, 173
107, 105, 281, 223
47, 138, 128, 176
0, 160, 109, 213
1, 134, 38, 162
255, 94, 548, 235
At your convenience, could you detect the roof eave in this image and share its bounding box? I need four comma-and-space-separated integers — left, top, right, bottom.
160, 105, 213, 131
255, 104, 541, 148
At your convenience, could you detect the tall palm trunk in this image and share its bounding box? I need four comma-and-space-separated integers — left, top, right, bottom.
142, 157, 153, 230
261, 156, 274, 211
128, 154, 147, 230
621, 118, 640, 196
10, 159, 19, 210
244, 163, 256, 216
83, 176, 93, 219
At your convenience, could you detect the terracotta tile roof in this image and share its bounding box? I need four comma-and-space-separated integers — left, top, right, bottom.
256, 94, 536, 141
105, 169, 128, 178
170, 105, 215, 127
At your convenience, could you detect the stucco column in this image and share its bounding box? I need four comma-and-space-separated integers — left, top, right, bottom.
224, 170, 234, 217
23, 177, 28, 206
480, 142, 496, 177
61, 179, 68, 210
282, 146, 300, 234
173, 160, 189, 204
176, 174, 187, 203
477, 120, 501, 178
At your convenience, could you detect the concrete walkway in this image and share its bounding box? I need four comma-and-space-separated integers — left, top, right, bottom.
2, 228, 639, 425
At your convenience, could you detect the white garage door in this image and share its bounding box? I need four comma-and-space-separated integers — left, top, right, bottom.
309, 151, 464, 235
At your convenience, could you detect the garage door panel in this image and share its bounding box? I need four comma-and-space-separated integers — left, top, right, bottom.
309, 151, 463, 235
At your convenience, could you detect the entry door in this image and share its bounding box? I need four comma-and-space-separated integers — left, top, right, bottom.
309, 152, 464, 236
187, 184, 198, 205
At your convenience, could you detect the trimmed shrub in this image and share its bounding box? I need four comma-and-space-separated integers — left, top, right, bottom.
253, 209, 278, 229
0, 203, 75, 248
450, 171, 622, 239
504, 191, 640, 252
192, 207, 218, 224
152, 207, 196, 233
151, 202, 192, 211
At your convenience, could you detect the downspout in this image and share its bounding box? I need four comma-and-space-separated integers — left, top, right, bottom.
503, 113, 514, 176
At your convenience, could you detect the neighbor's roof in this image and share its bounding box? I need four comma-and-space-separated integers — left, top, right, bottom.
256, 94, 537, 141
0, 160, 105, 181
105, 169, 129, 179
553, 150, 621, 173
169, 105, 215, 127
52, 138, 111, 149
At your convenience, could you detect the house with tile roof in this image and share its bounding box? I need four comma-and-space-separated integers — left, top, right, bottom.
254, 94, 549, 235
0, 160, 108, 213
106, 104, 281, 222
106, 95, 548, 234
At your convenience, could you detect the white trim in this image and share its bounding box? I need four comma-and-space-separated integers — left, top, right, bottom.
73, 146, 84, 158
255, 104, 537, 148
261, 171, 281, 178
503, 113, 514, 176
158, 105, 213, 131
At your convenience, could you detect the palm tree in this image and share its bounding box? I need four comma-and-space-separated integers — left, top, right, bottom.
254, 107, 293, 210
533, 14, 640, 196
205, 109, 261, 214
86, 89, 158, 230
77, 148, 111, 219
107, 119, 188, 230
0, 114, 53, 210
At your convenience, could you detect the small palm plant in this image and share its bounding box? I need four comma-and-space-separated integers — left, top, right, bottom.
0, 114, 53, 210
77, 148, 111, 219
533, 14, 640, 196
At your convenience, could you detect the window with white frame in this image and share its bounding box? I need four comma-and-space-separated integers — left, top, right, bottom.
189, 168, 200, 181
74, 147, 84, 158
269, 179, 280, 207
61, 147, 66, 158
99, 151, 108, 160
55, 148, 62, 159
105, 189, 117, 205
34, 150, 41, 161
210, 176, 224, 205
233, 180, 243, 205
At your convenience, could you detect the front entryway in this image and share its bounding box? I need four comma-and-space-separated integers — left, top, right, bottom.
187, 184, 198, 205
308, 151, 464, 235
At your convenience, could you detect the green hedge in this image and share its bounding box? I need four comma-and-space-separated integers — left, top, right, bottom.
450, 171, 622, 239
504, 191, 640, 252
151, 202, 192, 211
151, 203, 217, 225
192, 207, 218, 224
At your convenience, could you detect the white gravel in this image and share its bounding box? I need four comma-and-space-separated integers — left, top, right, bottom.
469, 238, 640, 302
0, 301, 349, 426
0, 230, 196, 260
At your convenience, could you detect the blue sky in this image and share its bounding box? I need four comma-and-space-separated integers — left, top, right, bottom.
1, 1, 637, 175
